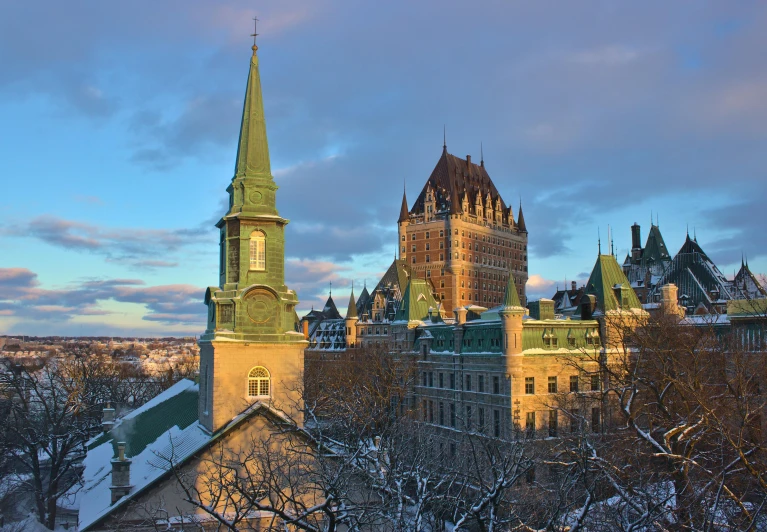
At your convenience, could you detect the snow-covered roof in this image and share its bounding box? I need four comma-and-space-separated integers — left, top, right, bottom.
68, 379, 296, 531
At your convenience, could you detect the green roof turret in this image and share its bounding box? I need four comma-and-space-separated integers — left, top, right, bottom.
501, 274, 523, 310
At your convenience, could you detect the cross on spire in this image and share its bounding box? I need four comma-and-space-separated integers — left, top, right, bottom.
251, 17, 259, 46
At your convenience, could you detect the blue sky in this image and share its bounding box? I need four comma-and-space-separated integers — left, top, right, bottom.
1, 1, 765, 336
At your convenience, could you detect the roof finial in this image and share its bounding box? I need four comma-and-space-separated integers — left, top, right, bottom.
480, 142, 484, 166
693, 226, 697, 242
251, 16, 259, 53
443, 125, 447, 151
329, 281, 332, 297
742, 252, 745, 268
686, 223, 689, 238
598, 227, 602, 255
650, 210, 653, 226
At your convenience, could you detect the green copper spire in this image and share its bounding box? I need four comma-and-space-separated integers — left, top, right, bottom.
502, 274, 523, 309
234, 45, 272, 179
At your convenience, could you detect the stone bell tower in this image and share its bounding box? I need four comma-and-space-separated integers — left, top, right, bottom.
199, 40, 307, 432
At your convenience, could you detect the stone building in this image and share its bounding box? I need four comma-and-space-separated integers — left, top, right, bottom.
398, 143, 529, 312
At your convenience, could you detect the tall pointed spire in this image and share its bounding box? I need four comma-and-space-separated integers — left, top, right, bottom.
346, 287, 358, 319
398, 185, 409, 223
234, 41, 272, 179
517, 199, 527, 233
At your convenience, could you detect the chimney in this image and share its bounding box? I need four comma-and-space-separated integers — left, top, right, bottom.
571, 281, 577, 292
110, 442, 133, 504
102, 404, 115, 434
454, 307, 467, 326
466, 154, 471, 165
581, 295, 597, 320
302, 319, 309, 340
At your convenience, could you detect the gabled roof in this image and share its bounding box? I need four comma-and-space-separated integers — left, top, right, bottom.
579, 254, 642, 315
734, 262, 767, 299
410, 149, 507, 217
74, 380, 303, 531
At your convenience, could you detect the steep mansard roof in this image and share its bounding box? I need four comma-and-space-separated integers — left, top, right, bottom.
642, 224, 671, 264
578, 254, 642, 315
651, 234, 733, 309
395, 278, 441, 322
409, 147, 510, 218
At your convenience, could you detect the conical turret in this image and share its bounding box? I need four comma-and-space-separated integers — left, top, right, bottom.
398, 188, 409, 223
346, 289, 358, 319
517, 202, 527, 233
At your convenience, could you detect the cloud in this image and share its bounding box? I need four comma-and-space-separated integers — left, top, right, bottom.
4, 215, 207, 269
525, 274, 556, 301
0, 267, 204, 328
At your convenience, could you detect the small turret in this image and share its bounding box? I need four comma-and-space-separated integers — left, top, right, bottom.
398, 187, 409, 260
345, 289, 358, 348
500, 275, 525, 357
517, 202, 527, 234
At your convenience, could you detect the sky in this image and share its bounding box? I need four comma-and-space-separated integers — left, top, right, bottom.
1, 1, 766, 337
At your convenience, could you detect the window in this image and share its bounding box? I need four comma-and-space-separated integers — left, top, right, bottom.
412, 233, 416, 240
422, 372, 427, 387
429, 401, 434, 423
425, 231, 430, 238
525, 377, 535, 395
429, 372, 434, 387
466, 406, 472, 429
548, 376, 557, 394
440, 230, 444, 237
439, 373, 444, 388
526, 411, 536, 433
450, 403, 456, 427
570, 409, 580, 433
439, 402, 445, 425
591, 374, 600, 392
249, 231, 266, 270
494, 409, 501, 437
401, 235, 405, 241
466, 374, 472, 391
479, 407, 485, 433
570, 375, 579, 393
450, 373, 456, 389
247, 366, 270, 397
425, 243, 430, 251
591, 407, 600, 432
412, 245, 416, 252
548, 410, 558, 437
478, 375, 485, 393
422, 400, 427, 421
493, 376, 500, 395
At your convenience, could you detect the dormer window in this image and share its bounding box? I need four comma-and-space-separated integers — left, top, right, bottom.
249, 231, 266, 270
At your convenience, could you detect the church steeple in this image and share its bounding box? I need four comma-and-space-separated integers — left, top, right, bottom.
234, 45, 272, 180
200, 36, 307, 433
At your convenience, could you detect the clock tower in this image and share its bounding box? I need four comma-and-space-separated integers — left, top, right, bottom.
199, 41, 307, 432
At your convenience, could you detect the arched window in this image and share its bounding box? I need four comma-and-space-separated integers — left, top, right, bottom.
248, 366, 270, 397
249, 231, 266, 270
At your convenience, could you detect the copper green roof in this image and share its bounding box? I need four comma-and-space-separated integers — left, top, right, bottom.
522, 322, 600, 351
395, 278, 440, 322
501, 273, 522, 309
234, 46, 271, 179
88, 385, 199, 458
579, 254, 642, 315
